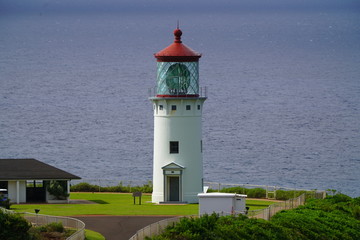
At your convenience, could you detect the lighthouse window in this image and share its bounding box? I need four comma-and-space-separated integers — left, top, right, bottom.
186, 105, 191, 110
171, 105, 177, 111
197, 105, 201, 110
170, 141, 179, 154
159, 105, 163, 110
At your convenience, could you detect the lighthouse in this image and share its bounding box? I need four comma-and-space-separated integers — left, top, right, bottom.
150, 28, 206, 203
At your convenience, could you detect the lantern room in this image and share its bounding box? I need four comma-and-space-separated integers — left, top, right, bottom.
154, 28, 201, 97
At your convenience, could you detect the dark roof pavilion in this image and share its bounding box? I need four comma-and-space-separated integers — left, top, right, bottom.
0, 158, 81, 180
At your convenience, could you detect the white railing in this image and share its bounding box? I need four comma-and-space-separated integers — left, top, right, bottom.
248, 193, 307, 220
148, 86, 208, 98
205, 182, 279, 198
0, 208, 85, 240
129, 215, 197, 240
204, 182, 326, 200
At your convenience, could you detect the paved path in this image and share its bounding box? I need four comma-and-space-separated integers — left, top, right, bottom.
75, 216, 174, 240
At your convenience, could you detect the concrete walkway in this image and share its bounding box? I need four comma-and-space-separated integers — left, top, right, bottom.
75, 215, 174, 240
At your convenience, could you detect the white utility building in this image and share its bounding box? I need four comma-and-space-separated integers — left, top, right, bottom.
198, 193, 247, 216
150, 28, 206, 203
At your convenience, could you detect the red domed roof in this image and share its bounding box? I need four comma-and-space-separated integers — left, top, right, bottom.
155, 28, 201, 62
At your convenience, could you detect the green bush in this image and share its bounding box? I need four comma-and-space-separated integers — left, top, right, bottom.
47, 180, 69, 200
211, 186, 319, 200
148, 214, 289, 240
35, 222, 64, 233
147, 193, 360, 240
246, 188, 267, 198
0, 198, 11, 209
70, 182, 99, 192
70, 181, 153, 193
45, 222, 65, 232
0, 210, 33, 240
275, 190, 306, 200
29, 222, 74, 239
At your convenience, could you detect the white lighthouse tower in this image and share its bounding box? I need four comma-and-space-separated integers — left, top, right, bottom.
150, 28, 206, 203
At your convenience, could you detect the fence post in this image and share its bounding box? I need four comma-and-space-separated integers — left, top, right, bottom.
266, 186, 268, 198
274, 187, 276, 199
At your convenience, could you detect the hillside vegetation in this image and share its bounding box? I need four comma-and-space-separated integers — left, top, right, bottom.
147, 194, 360, 240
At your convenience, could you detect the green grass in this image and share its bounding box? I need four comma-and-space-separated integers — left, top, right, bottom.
85, 229, 105, 240
11, 193, 276, 216
245, 199, 278, 210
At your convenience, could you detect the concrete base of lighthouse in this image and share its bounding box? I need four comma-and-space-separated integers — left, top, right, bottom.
152, 193, 201, 204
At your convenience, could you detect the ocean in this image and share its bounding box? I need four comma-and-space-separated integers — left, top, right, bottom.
1, 0, 359, 197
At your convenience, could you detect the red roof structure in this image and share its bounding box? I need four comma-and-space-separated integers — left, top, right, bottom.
154, 28, 201, 62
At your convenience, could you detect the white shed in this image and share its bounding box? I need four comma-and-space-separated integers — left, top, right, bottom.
198, 192, 247, 216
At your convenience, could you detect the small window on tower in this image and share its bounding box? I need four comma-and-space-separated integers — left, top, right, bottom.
159, 105, 163, 110
171, 105, 177, 111
186, 105, 191, 110
197, 105, 201, 110
170, 141, 179, 154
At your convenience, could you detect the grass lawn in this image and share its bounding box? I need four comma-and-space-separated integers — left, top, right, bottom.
85, 229, 105, 240
11, 193, 276, 216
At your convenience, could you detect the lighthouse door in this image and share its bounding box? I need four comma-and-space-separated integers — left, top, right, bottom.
168, 176, 180, 201
162, 162, 184, 202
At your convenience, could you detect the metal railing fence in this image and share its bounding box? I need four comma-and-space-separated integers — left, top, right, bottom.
204, 181, 326, 200
148, 86, 208, 98
0, 207, 85, 240
129, 215, 197, 240
248, 193, 306, 220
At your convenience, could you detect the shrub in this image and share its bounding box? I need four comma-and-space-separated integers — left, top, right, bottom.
45, 222, 65, 233
275, 190, 306, 200
148, 193, 360, 240
35, 222, 64, 233
246, 188, 266, 198
212, 186, 320, 200
0, 198, 11, 209
29, 222, 74, 239
70, 181, 153, 193
47, 180, 69, 200
0, 210, 33, 240
70, 182, 99, 192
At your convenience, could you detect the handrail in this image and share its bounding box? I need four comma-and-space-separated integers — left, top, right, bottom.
0, 207, 85, 240
204, 181, 326, 200
129, 215, 197, 240
247, 193, 307, 220
148, 86, 207, 98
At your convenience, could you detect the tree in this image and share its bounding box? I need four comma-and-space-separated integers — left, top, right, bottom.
47, 180, 69, 200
